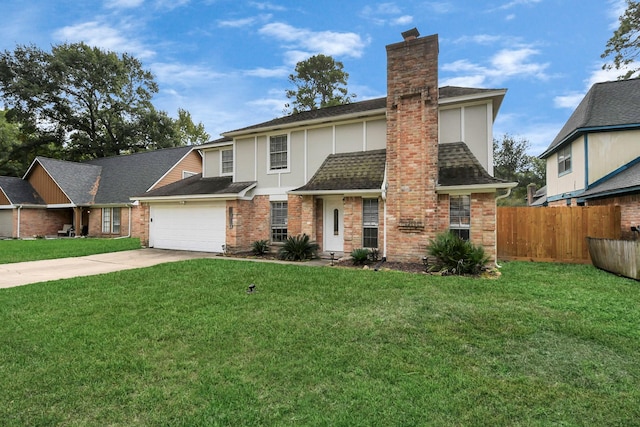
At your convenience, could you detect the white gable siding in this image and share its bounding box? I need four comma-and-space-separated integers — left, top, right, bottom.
365, 119, 387, 150
203, 150, 220, 177
546, 136, 586, 199
235, 137, 255, 181
588, 129, 640, 185
439, 103, 491, 174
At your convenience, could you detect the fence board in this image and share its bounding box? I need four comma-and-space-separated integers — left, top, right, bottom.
497, 206, 621, 263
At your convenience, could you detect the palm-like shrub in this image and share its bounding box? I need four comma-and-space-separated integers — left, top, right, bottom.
351, 248, 370, 265
427, 232, 489, 275
278, 234, 319, 261
251, 239, 269, 256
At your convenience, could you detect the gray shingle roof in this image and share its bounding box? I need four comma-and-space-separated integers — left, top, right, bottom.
224, 86, 503, 136
541, 78, 640, 158
34, 157, 102, 205
292, 149, 387, 193
86, 146, 195, 204
135, 174, 256, 198
580, 158, 640, 199
292, 143, 509, 194
0, 176, 45, 205
438, 142, 510, 187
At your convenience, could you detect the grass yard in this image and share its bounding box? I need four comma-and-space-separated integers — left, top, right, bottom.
0, 237, 141, 264
1, 259, 639, 426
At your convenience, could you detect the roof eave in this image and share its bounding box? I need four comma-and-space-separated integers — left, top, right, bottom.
223, 108, 387, 138
288, 188, 383, 196
436, 181, 518, 194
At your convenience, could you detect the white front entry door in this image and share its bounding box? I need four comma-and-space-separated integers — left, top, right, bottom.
324, 197, 344, 252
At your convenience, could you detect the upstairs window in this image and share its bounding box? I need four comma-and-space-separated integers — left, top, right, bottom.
449, 195, 470, 241
270, 201, 288, 243
558, 145, 572, 175
221, 149, 233, 175
269, 135, 288, 171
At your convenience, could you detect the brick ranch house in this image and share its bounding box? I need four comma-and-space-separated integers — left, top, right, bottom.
0, 146, 202, 240
134, 29, 516, 263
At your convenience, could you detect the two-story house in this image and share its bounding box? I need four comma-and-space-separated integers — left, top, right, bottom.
539, 78, 640, 238
135, 29, 515, 262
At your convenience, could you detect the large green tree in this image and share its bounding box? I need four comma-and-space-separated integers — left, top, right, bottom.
493, 134, 546, 206
602, 0, 640, 79
0, 42, 208, 165
285, 54, 355, 114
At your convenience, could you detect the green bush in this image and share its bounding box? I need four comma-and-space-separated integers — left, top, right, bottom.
351, 248, 370, 265
251, 239, 269, 256
278, 234, 319, 261
427, 232, 489, 275
368, 248, 379, 262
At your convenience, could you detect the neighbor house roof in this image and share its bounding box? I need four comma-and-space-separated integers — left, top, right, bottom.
579, 158, 640, 200
291, 149, 387, 194
0, 176, 45, 205
438, 142, 513, 188
86, 145, 195, 204
223, 86, 506, 137
132, 174, 256, 201
27, 157, 102, 205
541, 78, 640, 158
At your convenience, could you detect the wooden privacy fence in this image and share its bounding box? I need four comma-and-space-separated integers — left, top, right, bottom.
587, 238, 640, 279
497, 206, 621, 263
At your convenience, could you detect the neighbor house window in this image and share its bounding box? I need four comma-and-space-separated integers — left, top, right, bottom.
270, 201, 288, 243
221, 149, 233, 175
449, 195, 470, 240
558, 145, 571, 175
363, 198, 379, 248
102, 207, 121, 234
269, 134, 288, 171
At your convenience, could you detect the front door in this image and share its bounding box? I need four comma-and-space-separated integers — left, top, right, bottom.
324, 197, 344, 252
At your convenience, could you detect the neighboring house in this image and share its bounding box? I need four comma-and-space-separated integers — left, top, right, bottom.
135, 29, 516, 262
539, 78, 640, 238
0, 146, 201, 239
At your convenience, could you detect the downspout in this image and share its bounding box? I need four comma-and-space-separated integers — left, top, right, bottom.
381, 164, 388, 261
16, 205, 22, 239
115, 205, 132, 239
494, 187, 514, 268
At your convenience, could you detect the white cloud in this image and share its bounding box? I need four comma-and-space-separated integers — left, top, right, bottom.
259, 22, 368, 58
553, 93, 585, 109
360, 3, 413, 26
495, 0, 542, 11
453, 34, 503, 45
607, 0, 626, 30
150, 62, 226, 85
250, 2, 287, 12
441, 47, 549, 87
243, 66, 289, 78
104, 0, 144, 9
426, 2, 456, 14
53, 21, 155, 59
218, 17, 257, 28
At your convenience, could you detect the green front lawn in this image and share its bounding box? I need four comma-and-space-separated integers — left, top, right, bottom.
1, 260, 639, 426
0, 237, 141, 264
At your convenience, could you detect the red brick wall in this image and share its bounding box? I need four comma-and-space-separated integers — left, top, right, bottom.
300, 195, 316, 240
470, 193, 497, 262
343, 197, 363, 254
287, 195, 303, 237
315, 198, 324, 251
385, 33, 439, 262
132, 205, 149, 246
18, 208, 71, 237
587, 194, 640, 240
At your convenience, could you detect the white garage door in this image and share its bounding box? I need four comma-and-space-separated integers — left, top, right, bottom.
149, 202, 226, 252
0, 210, 12, 237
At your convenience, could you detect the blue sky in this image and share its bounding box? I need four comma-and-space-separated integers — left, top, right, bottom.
1, 0, 627, 155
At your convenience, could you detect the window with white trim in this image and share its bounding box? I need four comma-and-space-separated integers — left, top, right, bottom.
449, 195, 470, 240
102, 207, 121, 234
558, 145, 571, 175
269, 135, 288, 171
362, 198, 379, 248
221, 148, 233, 175
270, 201, 288, 243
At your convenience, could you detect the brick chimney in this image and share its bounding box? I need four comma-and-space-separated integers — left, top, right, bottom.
385, 29, 439, 261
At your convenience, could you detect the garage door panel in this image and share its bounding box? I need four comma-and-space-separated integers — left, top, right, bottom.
150, 202, 226, 252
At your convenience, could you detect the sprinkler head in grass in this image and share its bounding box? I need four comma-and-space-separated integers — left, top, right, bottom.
247, 284, 256, 294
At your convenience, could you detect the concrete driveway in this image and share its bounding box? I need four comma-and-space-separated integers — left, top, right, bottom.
0, 249, 219, 289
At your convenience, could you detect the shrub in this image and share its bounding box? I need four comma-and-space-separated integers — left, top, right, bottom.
251, 239, 269, 256
368, 248, 379, 262
351, 248, 370, 265
278, 234, 319, 261
427, 232, 489, 275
